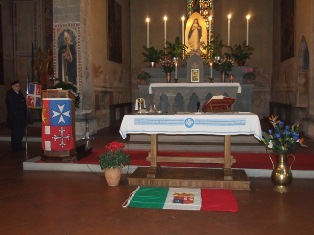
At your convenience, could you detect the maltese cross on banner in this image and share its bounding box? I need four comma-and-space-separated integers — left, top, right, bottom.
41, 98, 74, 151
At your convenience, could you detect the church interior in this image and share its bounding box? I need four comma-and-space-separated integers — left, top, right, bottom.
1, 0, 314, 234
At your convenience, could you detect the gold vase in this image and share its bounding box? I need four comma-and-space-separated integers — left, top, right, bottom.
166, 72, 171, 83
269, 152, 295, 193
221, 72, 225, 82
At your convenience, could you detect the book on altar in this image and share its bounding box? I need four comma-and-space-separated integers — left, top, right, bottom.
202, 95, 236, 112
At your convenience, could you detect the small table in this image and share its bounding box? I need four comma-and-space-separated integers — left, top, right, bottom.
119, 112, 262, 180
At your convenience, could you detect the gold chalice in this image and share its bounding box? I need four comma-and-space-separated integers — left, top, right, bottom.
137, 98, 144, 113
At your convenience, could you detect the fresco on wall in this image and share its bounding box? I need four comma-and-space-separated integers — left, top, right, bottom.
0, 5, 3, 85
53, 23, 82, 90
281, 0, 294, 61
108, 0, 122, 63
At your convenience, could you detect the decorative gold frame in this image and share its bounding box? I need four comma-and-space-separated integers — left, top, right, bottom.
191, 69, 200, 82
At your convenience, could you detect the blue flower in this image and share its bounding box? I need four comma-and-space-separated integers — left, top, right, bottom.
260, 115, 306, 154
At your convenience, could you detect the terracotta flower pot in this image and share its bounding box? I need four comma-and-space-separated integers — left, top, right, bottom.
138, 79, 147, 85
104, 167, 122, 186
237, 60, 246, 66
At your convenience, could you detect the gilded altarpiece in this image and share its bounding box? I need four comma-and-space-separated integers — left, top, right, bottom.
185, 0, 214, 58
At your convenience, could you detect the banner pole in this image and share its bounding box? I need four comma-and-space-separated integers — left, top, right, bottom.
25, 74, 29, 160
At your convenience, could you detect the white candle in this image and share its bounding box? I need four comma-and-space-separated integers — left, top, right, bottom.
146, 17, 150, 48
208, 15, 212, 43
181, 16, 185, 45
163, 16, 167, 48
227, 14, 231, 46
246, 14, 251, 46
175, 63, 178, 79
210, 62, 213, 78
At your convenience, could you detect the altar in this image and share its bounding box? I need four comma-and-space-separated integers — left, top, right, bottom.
149, 83, 241, 113
137, 66, 255, 113
119, 112, 262, 189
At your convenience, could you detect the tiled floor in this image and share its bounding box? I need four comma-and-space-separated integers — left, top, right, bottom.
1, 123, 314, 234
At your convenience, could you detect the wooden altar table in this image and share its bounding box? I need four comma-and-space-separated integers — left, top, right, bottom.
119, 112, 262, 189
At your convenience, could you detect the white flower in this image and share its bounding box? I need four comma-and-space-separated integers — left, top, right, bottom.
267, 140, 273, 149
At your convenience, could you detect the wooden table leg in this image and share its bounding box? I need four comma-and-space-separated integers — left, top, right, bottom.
147, 134, 158, 178
224, 135, 233, 180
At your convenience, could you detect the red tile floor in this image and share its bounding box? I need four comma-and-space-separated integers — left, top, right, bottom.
1, 123, 314, 234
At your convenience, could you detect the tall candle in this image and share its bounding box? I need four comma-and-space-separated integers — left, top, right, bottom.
246, 14, 251, 46
175, 63, 178, 79
163, 16, 168, 48
181, 16, 185, 45
210, 62, 213, 78
227, 14, 231, 46
208, 15, 212, 43
146, 17, 150, 48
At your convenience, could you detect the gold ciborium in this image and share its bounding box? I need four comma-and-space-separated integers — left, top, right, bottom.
137, 98, 144, 113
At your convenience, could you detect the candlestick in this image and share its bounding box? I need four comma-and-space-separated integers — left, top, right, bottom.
175, 63, 178, 79
246, 14, 251, 46
173, 57, 178, 79
208, 15, 212, 43
163, 16, 167, 48
227, 14, 231, 46
146, 17, 150, 48
181, 16, 185, 45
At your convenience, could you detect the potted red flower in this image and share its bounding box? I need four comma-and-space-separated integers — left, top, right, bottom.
99, 141, 129, 186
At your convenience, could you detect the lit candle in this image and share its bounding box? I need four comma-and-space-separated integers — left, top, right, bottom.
181, 16, 185, 45
208, 15, 212, 43
146, 17, 150, 48
227, 14, 231, 46
163, 16, 168, 48
246, 14, 251, 46
210, 62, 213, 78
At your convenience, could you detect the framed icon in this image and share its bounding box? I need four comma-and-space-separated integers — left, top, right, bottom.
191, 69, 200, 82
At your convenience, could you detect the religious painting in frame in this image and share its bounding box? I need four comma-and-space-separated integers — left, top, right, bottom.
185, 12, 208, 56
280, 0, 294, 61
53, 23, 82, 91
191, 69, 200, 82
108, 0, 122, 63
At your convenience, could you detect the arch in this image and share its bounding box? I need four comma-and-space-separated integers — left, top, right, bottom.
296, 36, 309, 107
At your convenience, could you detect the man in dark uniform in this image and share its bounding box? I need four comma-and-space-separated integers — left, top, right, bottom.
5, 80, 27, 152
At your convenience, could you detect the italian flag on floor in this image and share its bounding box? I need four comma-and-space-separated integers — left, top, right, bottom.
123, 187, 238, 212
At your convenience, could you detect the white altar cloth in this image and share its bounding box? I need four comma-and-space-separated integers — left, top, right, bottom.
148, 82, 242, 94
119, 112, 262, 140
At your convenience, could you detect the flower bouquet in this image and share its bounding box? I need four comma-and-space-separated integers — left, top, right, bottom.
260, 115, 306, 154
160, 59, 175, 73
137, 70, 151, 80
99, 141, 130, 169
136, 70, 151, 84
243, 67, 256, 82
260, 115, 307, 193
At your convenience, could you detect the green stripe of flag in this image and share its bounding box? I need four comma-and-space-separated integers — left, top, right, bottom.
128, 187, 169, 209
